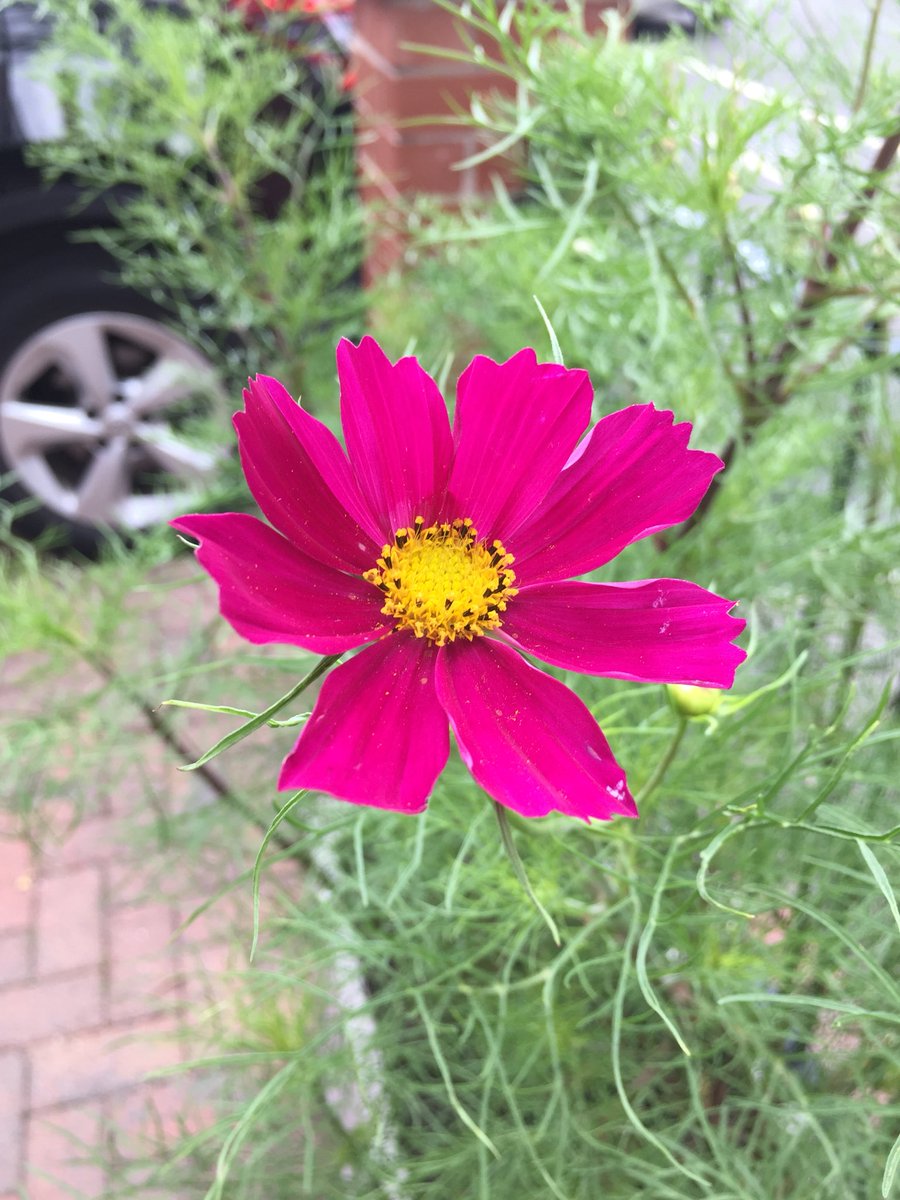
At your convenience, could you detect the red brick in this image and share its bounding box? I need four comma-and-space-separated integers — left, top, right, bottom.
0, 931, 30, 987
38, 815, 121, 873
109, 904, 182, 1023
386, 130, 504, 194
353, 0, 619, 66
0, 969, 103, 1046
104, 753, 197, 819
180, 939, 235, 1011
30, 1018, 182, 1109
175, 892, 246, 1006
0, 1050, 26, 1190
0, 840, 34, 934
353, 0, 505, 71
35, 868, 102, 977
107, 860, 160, 908
26, 1103, 105, 1200
351, 0, 618, 277
355, 63, 507, 125
585, 1, 620, 35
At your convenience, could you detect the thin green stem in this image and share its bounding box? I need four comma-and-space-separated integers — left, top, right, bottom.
610, 193, 697, 319
831, 394, 885, 724
636, 717, 688, 807
493, 801, 561, 945
179, 653, 342, 770
853, 0, 885, 114
719, 216, 757, 378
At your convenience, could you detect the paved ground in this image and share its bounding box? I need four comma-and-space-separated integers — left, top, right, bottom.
0, 723, 241, 1198
0, 563, 286, 1198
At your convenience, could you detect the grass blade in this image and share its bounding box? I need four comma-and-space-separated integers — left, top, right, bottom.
494, 801, 560, 946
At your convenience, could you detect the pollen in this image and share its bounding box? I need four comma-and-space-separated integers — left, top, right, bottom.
363, 516, 518, 646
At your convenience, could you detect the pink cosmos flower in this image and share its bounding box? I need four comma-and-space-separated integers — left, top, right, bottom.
173, 338, 745, 820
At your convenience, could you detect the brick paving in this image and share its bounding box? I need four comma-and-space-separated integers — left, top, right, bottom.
0, 568, 270, 1198
0, 797, 204, 1197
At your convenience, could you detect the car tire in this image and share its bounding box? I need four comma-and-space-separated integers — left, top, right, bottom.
0, 242, 222, 552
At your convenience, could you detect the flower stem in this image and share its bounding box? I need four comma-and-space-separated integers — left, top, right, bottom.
493, 801, 561, 946
853, 0, 884, 114
636, 716, 688, 807
179, 652, 342, 771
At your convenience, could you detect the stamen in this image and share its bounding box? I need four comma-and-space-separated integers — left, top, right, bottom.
362, 517, 518, 646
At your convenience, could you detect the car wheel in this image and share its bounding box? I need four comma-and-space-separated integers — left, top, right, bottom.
0, 244, 224, 551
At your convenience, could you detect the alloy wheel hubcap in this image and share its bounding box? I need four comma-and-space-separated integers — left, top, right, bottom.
0, 312, 223, 530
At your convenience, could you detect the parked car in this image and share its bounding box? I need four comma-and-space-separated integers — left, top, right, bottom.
0, 4, 224, 548
0, 0, 352, 549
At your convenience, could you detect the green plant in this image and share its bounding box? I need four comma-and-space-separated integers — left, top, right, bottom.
26, 0, 363, 400
3, 2, 898, 1197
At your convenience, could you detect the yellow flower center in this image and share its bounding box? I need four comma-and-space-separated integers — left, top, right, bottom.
363, 517, 518, 647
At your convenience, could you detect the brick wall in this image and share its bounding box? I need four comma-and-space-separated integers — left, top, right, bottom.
351, 0, 625, 279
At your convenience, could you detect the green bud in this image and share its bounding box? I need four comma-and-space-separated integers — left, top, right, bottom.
666, 684, 723, 717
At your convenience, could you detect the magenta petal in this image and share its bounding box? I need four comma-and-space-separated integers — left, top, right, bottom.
172, 512, 390, 652
447, 350, 593, 540
337, 337, 454, 536
435, 639, 636, 821
235, 375, 381, 572
503, 579, 746, 686
279, 636, 449, 813
509, 405, 723, 584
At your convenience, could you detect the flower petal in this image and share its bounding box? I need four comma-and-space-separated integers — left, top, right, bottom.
234, 375, 381, 572
172, 512, 390, 652
509, 405, 722, 584
337, 337, 454, 536
446, 349, 593, 540
279, 636, 449, 813
503, 579, 746, 686
435, 638, 635, 821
